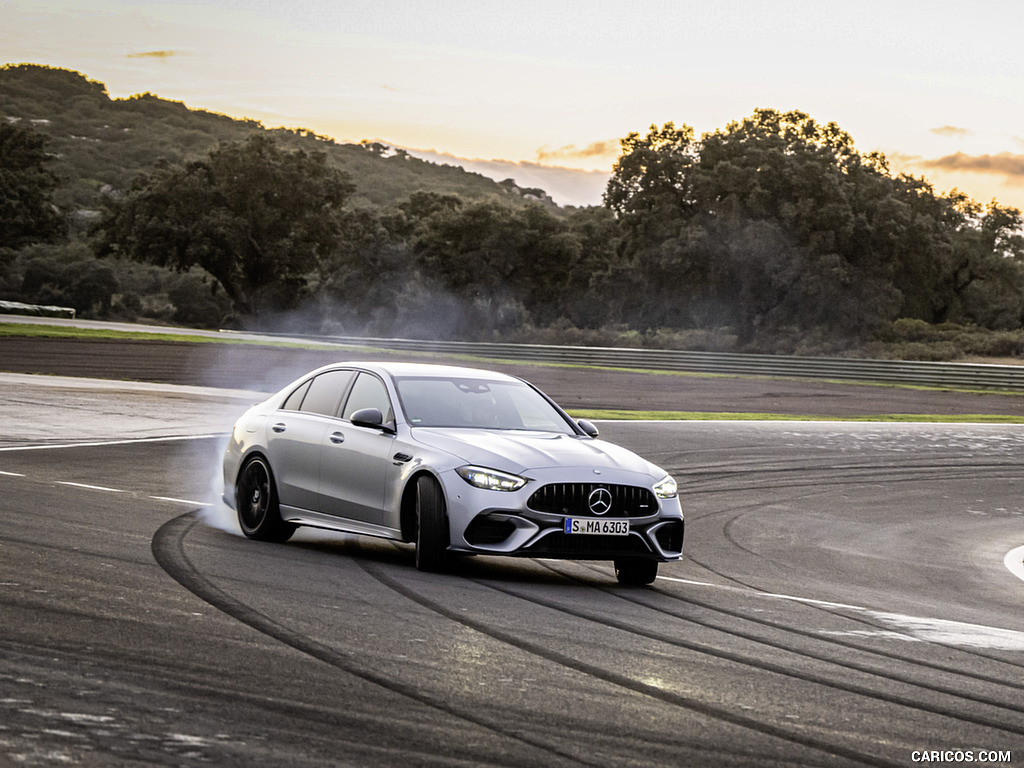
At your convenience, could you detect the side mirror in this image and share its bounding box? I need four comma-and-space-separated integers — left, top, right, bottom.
350, 407, 384, 429
577, 419, 599, 438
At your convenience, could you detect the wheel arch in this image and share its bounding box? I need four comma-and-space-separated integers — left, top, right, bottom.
399, 468, 446, 542
235, 450, 273, 502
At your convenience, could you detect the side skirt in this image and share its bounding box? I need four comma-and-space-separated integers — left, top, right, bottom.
281, 506, 404, 541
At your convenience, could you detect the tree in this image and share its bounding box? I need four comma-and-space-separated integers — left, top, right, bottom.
604, 122, 697, 238
689, 110, 907, 341
315, 206, 412, 331
601, 109, 1007, 346
410, 201, 582, 333
0, 123, 66, 250
602, 122, 705, 331
92, 135, 354, 319
19, 243, 119, 315
944, 201, 1024, 329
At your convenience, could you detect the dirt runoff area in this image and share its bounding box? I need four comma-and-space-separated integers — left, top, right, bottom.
2, 336, 1024, 419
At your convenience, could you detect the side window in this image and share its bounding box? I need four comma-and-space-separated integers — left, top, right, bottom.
281, 380, 312, 411
342, 373, 393, 422
298, 370, 355, 417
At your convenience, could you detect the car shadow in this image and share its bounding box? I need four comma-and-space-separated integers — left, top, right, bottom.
286, 532, 609, 586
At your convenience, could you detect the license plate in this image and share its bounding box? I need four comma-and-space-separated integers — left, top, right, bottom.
563, 518, 629, 535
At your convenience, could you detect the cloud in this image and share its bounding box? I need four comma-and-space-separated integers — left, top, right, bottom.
536, 140, 617, 164
930, 125, 972, 139
922, 152, 1024, 181
126, 50, 181, 59
401, 148, 610, 206
884, 150, 922, 166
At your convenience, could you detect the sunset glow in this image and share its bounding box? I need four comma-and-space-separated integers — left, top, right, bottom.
2, 0, 1022, 208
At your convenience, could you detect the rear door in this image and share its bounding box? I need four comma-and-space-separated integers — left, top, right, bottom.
266, 369, 354, 511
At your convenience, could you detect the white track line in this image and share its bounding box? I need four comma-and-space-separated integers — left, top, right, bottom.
55, 481, 127, 493
150, 495, 212, 507
1005, 545, 1024, 584
658, 575, 1024, 649
0, 434, 225, 452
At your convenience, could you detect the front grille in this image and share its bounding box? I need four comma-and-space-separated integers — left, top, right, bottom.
527, 483, 658, 518
524, 532, 651, 558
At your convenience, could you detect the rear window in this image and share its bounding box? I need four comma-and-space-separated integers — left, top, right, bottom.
296, 370, 355, 416
281, 380, 311, 411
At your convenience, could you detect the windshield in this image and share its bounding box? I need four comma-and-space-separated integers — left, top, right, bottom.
395, 376, 576, 434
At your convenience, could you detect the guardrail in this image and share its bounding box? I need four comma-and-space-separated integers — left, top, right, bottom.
291, 334, 1024, 393
0, 300, 75, 319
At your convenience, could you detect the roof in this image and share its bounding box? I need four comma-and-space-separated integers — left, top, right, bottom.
320, 361, 520, 381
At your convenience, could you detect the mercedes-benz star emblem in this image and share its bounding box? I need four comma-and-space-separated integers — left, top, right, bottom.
588, 487, 613, 515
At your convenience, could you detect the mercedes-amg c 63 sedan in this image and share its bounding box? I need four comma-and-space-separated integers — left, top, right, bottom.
222, 362, 683, 584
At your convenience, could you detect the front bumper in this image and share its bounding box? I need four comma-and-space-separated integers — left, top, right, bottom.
443, 467, 684, 562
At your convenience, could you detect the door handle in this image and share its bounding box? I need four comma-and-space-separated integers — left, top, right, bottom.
272, 423, 287, 433
329, 431, 345, 444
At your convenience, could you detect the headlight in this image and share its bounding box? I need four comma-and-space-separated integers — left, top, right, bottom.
653, 475, 678, 499
457, 466, 528, 492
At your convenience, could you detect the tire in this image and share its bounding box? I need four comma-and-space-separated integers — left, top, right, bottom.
414, 475, 451, 572
236, 456, 296, 543
614, 558, 658, 586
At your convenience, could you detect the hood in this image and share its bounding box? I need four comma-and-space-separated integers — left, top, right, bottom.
412, 428, 661, 478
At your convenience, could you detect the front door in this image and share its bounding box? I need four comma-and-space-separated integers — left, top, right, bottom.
317, 372, 395, 524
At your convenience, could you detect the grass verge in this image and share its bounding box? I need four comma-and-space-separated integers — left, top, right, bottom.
568, 409, 1024, 424
0, 322, 344, 349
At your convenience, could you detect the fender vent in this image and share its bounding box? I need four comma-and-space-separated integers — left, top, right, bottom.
464, 516, 517, 545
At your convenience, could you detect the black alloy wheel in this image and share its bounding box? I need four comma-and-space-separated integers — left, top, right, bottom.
236, 456, 296, 543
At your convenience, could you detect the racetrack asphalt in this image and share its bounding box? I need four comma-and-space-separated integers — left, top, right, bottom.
2, 335, 1024, 418
4, 332, 1024, 766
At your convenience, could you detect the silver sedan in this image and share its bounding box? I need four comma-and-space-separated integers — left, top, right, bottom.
222, 362, 684, 584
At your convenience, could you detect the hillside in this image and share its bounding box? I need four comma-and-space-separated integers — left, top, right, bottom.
0, 64, 551, 218
7, 65, 1023, 362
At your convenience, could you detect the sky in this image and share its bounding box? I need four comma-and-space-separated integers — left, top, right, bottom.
2, 0, 1023, 209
